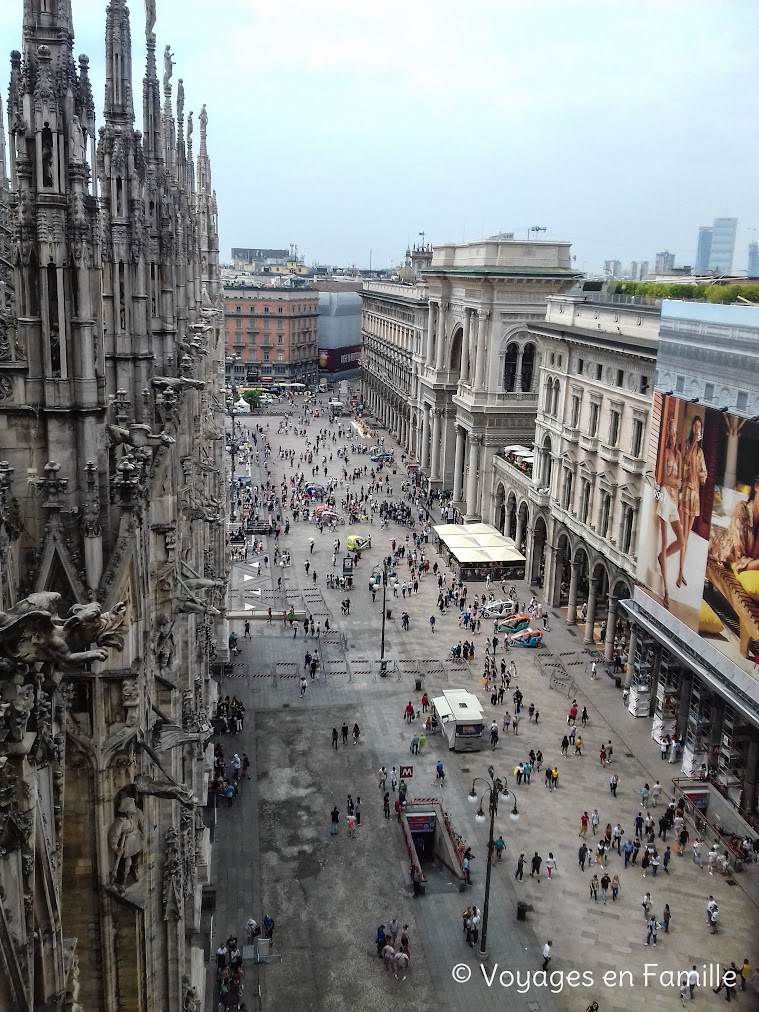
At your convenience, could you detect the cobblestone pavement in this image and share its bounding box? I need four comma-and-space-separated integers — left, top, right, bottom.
208, 410, 758, 1012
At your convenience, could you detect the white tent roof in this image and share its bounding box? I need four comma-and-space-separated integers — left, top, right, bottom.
433, 522, 525, 565
504, 444, 531, 455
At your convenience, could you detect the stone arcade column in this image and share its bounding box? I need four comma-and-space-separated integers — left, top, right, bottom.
452, 426, 465, 502
460, 309, 471, 384
435, 306, 447, 371
465, 435, 480, 518
474, 311, 488, 390
425, 302, 437, 368
421, 404, 431, 469
505, 501, 514, 537
515, 508, 525, 553
584, 576, 599, 643
566, 561, 580, 626
431, 410, 442, 480
604, 596, 618, 661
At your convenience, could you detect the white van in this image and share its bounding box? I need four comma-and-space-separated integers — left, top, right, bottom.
431, 690, 484, 752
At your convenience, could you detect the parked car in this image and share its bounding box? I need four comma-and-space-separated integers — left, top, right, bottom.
346, 534, 372, 551
496, 613, 531, 634
370, 452, 394, 463
481, 599, 517, 618
508, 628, 544, 648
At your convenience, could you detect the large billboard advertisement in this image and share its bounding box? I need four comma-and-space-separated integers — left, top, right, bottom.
637, 393, 759, 676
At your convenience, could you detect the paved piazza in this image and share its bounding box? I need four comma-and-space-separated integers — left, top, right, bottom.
209, 407, 758, 1012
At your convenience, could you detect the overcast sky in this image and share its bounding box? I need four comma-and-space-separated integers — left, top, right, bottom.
2, 0, 758, 272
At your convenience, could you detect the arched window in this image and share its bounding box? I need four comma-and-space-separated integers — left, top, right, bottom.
521, 344, 536, 392
541, 435, 553, 488
504, 343, 519, 392
543, 378, 553, 413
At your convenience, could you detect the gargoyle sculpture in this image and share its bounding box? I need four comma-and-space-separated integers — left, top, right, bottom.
176, 600, 220, 617
152, 376, 205, 391
184, 577, 227, 591
107, 422, 176, 448
0, 596, 127, 671
134, 773, 195, 808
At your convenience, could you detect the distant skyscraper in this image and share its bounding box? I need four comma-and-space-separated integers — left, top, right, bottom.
639, 260, 649, 280
695, 226, 712, 273
748, 242, 759, 277
604, 259, 622, 277
707, 217, 737, 274
629, 260, 649, 281
655, 251, 676, 274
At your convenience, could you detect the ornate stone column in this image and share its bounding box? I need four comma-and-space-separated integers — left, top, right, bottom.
435, 304, 447, 371
425, 302, 437, 368
566, 560, 580, 626
583, 575, 598, 643
604, 596, 618, 661
474, 311, 488, 389
465, 435, 480, 517
421, 404, 431, 469
452, 426, 465, 502
515, 345, 524, 392
460, 309, 471, 384
431, 410, 442, 480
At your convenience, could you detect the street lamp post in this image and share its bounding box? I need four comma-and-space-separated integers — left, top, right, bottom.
378, 558, 390, 675
468, 765, 520, 958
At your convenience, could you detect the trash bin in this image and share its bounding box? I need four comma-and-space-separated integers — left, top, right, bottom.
415, 677, 423, 691
255, 937, 271, 963
516, 902, 527, 922
614, 676, 622, 688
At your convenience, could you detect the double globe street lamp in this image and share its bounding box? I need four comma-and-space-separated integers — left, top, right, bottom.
467, 765, 521, 958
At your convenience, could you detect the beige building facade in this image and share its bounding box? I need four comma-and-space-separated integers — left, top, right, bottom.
492, 293, 659, 656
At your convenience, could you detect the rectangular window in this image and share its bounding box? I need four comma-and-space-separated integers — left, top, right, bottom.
235, 318, 242, 329
277, 351, 284, 362
704, 382, 714, 402
737, 390, 748, 412
263, 319, 269, 329
631, 418, 644, 457
589, 402, 599, 437
675, 375, 684, 393
562, 469, 573, 510
596, 363, 603, 381
264, 352, 269, 362
277, 335, 283, 345
609, 409, 620, 447
621, 506, 634, 553
580, 480, 591, 524
277, 318, 283, 329
236, 306, 241, 314
571, 395, 581, 428
278, 306, 283, 314
616, 369, 624, 387
600, 492, 612, 538
640, 374, 649, 394
264, 307, 269, 314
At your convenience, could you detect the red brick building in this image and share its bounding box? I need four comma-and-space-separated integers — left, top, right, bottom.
224, 287, 320, 387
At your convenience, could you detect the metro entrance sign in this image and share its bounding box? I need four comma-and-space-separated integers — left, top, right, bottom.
400, 766, 413, 778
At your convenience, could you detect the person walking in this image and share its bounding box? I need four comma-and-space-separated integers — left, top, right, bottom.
542, 940, 552, 972
300, 675, 307, 698
574, 735, 584, 756
378, 766, 387, 790
609, 772, 619, 797
330, 805, 340, 836
591, 809, 599, 835
383, 792, 391, 819
530, 852, 542, 880
662, 903, 671, 933
646, 915, 658, 946
579, 811, 589, 837
600, 872, 610, 904
578, 842, 588, 871
515, 852, 525, 880
490, 721, 499, 750
341, 722, 349, 745
545, 853, 556, 880
332, 727, 339, 749
688, 965, 700, 1001
589, 874, 599, 901
610, 874, 620, 901
390, 767, 398, 791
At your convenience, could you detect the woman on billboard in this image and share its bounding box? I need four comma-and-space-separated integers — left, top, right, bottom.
656, 418, 685, 609
710, 476, 759, 572
676, 416, 708, 587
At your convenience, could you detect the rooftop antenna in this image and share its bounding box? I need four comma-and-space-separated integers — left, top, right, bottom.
528, 226, 547, 240
418, 231, 426, 249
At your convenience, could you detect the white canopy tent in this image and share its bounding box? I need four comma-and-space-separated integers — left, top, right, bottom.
432, 522, 526, 577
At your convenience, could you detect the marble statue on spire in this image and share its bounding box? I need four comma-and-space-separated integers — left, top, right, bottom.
145, 0, 157, 37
